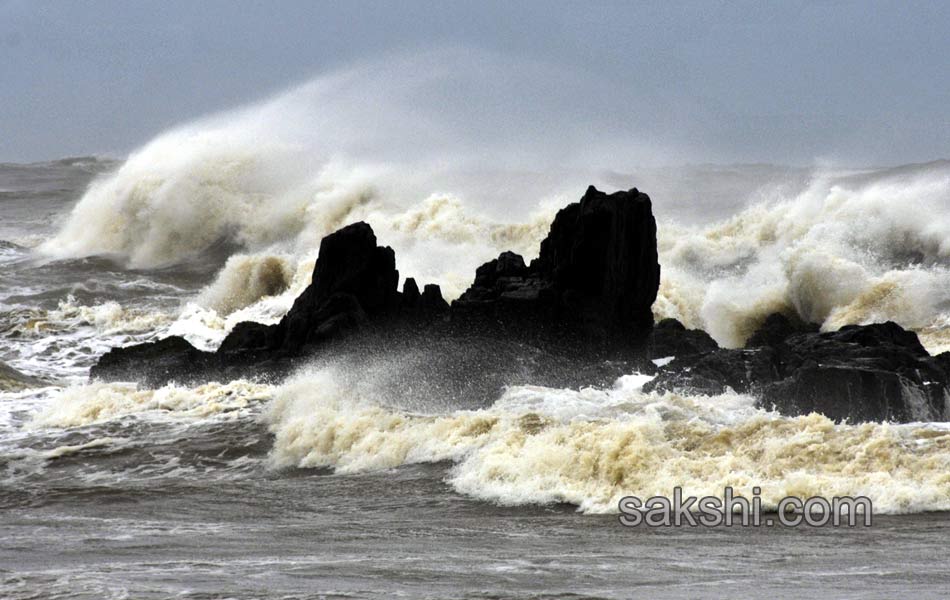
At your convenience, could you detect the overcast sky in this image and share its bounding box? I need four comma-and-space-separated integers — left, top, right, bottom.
1, 0, 948, 165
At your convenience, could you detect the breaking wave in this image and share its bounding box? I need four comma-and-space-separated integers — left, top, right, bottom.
196, 254, 296, 316
265, 367, 950, 514
38, 51, 950, 350
33, 379, 272, 428
24, 367, 950, 515
51, 155, 950, 353
655, 165, 950, 347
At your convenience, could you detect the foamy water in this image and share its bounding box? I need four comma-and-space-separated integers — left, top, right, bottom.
8, 363, 949, 519
263, 367, 950, 515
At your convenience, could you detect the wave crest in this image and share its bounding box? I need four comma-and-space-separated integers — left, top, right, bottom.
196, 254, 295, 316
266, 367, 950, 514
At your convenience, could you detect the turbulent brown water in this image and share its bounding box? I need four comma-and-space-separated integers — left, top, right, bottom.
2, 153, 950, 599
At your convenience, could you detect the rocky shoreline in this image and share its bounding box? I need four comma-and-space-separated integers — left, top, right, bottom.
92, 186, 950, 422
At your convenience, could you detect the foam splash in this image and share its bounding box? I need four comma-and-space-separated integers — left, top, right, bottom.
40, 50, 582, 275
18, 365, 950, 515
41, 296, 172, 335
195, 253, 296, 316
32, 379, 273, 428
1, 296, 175, 380
654, 167, 950, 348
266, 367, 950, 515
918, 316, 950, 355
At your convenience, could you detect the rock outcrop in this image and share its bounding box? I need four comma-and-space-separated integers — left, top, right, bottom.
646, 313, 950, 423
451, 185, 659, 348
92, 186, 662, 400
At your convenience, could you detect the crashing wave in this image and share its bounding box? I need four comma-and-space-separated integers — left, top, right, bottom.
38, 50, 950, 349
28, 365, 950, 515
265, 366, 950, 514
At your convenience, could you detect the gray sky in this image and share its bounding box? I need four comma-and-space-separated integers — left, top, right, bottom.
1, 0, 948, 165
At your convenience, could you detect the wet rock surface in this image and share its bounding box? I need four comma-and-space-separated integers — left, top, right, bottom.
646, 314, 950, 423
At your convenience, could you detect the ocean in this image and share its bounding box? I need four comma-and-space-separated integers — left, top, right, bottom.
2, 147, 950, 598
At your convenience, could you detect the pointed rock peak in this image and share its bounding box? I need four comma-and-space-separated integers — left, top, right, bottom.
496, 251, 527, 274
310, 221, 398, 313
421, 284, 449, 311
403, 277, 421, 300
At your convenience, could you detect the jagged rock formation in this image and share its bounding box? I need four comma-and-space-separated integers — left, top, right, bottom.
451, 186, 659, 348
647, 313, 950, 423
93, 186, 662, 400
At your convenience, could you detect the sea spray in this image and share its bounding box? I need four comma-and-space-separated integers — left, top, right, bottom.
36, 51, 950, 350
264, 365, 950, 515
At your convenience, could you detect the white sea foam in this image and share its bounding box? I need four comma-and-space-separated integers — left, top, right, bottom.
264, 366, 950, 514
2, 296, 174, 381
32, 379, 273, 428
16, 362, 950, 515
655, 167, 950, 348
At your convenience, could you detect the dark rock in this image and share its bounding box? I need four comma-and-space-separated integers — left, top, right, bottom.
744, 312, 819, 349
91, 186, 662, 399
296, 293, 369, 349
307, 221, 399, 315
91, 336, 214, 385
420, 284, 449, 312
532, 185, 660, 336
820, 322, 928, 357
218, 321, 279, 354
644, 346, 778, 396
648, 318, 719, 359
648, 314, 950, 423
454, 186, 660, 347
402, 278, 421, 307
276, 222, 399, 354
762, 365, 930, 423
